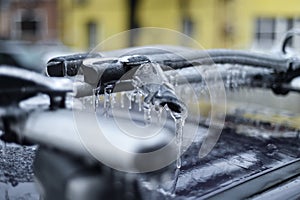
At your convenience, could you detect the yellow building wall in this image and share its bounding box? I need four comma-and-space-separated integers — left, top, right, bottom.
135, 0, 228, 49
136, 0, 181, 46
58, 0, 128, 50
58, 0, 300, 51
190, 0, 223, 49
135, 0, 219, 49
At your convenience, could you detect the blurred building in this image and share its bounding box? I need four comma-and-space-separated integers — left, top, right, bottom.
1, 0, 300, 51
57, 0, 300, 51
0, 0, 58, 41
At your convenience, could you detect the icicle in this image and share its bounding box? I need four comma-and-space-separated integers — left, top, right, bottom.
238, 68, 243, 86
255, 119, 260, 127
242, 70, 247, 86
129, 94, 133, 110
143, 103, 152, 125
175, 118, 184, 169
138, 92, 143, 112
92, 92, 96, 110
127, 92, 133, 110
232, 69, 238, 89
111, 93, 116, 109
103, 92, 108, 109
226, 72, 231, 89
168, 106, 187, 196
174, 74, 178, 87
169, 75, 175, 86
120, 92, 125, 108
104, 85, 113, 117
93, 88, 100, 111
84, 97, 89, 108
89, 96, 93, 105
170, 168, 180, 195
156, 107, 163, 124
274, 124, 280, 132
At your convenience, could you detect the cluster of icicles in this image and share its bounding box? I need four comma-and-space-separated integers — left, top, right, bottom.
86, 63, 269, 195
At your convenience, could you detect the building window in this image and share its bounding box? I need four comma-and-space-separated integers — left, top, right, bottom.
285, 18, 294, 47
13, 9, 44, 40
254, 17, 276, 48
254, 17, 300, 50
294, 18, 300, 51
182, 17, 194, 37
21, 13, 39, 36
87, 21, 97, 49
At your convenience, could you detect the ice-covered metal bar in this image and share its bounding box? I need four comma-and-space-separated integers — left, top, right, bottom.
47, 53, 102, 77
47, 46, 300, 96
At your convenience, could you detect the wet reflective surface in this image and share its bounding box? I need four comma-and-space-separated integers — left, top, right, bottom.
0, 144, 38, 199
139, 125, 300, 199
1, 118, 300, 199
